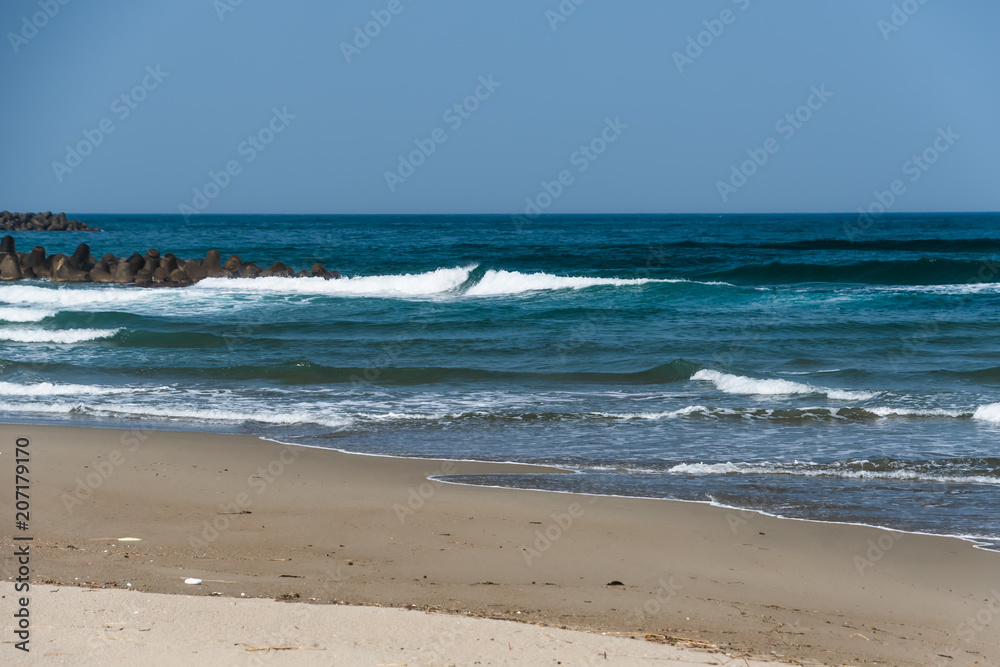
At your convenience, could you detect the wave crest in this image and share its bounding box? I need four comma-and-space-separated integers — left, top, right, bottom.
0, 381, 138, 396
466, 270, 655, 296
194, 266, 474, 297
0, 307, 56, 322
0, 285, 146, 307
691, 369, 876, 401
0, 328, 121, 343
668, 459, 1000, 486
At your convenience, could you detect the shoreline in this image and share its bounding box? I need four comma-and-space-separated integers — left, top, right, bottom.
2, 421, 999, 665
8, 416, 997, 552
427, 471, 1000, 553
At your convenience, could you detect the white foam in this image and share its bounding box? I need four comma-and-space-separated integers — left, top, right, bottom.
691, 369, 876, 401
0, 381, 136, 396
972, 402, 1000, 424
194, 266, 474, 297
0, 400, 352, 429
462, 270, 732, 296
465, 270, 658, 296
355, 411, 448, 421
668, 461, 1000, 485
868, 406, 968, 418
0, 267, 736, 305
670, 462, 766, 475
0, 328, 121, 343
594, 405, 975, 421
871, 283, 1000, 296
0, 401, 81, 416
0, 307, 56, 322
589, 405, 712, 420
0, 285, 146, 307
96, 404, 353, 429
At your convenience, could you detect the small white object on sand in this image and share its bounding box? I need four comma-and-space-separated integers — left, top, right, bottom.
184, 578, 203, 585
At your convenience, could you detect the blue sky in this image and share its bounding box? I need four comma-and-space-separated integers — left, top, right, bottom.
1, 0, 997, 214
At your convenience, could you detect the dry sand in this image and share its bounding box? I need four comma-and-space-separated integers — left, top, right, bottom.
3, 582, 791, 665
1, 423, 998, 666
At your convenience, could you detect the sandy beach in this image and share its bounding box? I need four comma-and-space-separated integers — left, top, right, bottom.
2, 423, 998, 665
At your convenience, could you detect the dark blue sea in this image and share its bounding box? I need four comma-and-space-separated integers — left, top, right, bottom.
2, 213, 999, 547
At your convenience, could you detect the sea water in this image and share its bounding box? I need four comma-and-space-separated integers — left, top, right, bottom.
2, 213, 998, 547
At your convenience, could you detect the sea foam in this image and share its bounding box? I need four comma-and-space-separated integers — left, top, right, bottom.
0, 307, 56, 322
194, 266, 474, 297
668, 461, 1000, 485
193, 267, 732, 299
0, 285, 146, 307
0, 328, 121, 343
0, 400, 352, 429
0, 381, 136, 396
463, 270, 733, 296
465, 270, 656, 296
691, 369, 876, 401
972, 402, 1000, 424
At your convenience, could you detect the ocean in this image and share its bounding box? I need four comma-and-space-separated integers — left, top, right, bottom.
2, 213, 999, 548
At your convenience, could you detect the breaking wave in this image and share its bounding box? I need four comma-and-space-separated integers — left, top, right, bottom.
668, 458, 1000, 486
691, 369, 877, 401
0, 328, 121, 343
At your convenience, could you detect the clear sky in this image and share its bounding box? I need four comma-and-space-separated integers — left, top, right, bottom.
1, 0, 997, 215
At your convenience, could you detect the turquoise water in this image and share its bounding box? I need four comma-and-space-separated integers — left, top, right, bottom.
2, 213, 999, 546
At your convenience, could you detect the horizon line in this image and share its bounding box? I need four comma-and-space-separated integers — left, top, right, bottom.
9, 210, 998, 218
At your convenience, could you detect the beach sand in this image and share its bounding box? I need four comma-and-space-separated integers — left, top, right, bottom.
1, 423, 998, 665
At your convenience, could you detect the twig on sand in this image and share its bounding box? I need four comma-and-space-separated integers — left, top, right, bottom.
604, 632, 716, 649
239, 643, 298, 652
